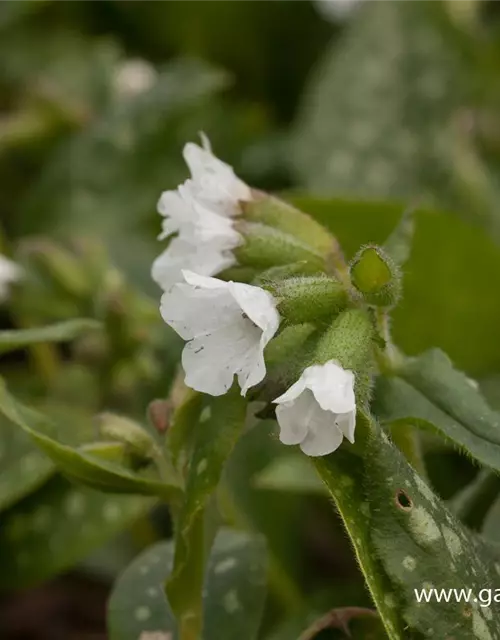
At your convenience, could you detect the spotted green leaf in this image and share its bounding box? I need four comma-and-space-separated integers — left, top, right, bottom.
0, 416, 54, 512
202, 529, 268, 640
0, 379, 183, 501
0, 319, 100, 354
167, 388, 247, 637
313, 411, 500, 639
0, 474, 153, 590
107, 529, 268, 640
293, 1, 498, 224
374, 349, 500, 472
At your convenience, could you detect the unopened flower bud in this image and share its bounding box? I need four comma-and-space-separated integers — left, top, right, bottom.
350, 245, 401, 308
147, 399, 172, 435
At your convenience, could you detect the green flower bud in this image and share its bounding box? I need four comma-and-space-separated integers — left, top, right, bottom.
242, 193, 334, 255
234, 221, 325, 271
349, 245, 402, 308
264, 275, 348, 326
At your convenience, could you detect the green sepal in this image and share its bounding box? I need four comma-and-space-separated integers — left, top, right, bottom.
242, 193, 334, 255
234, 221, 325, 272
350, 245, 402, 308
264, 275, 348, 326
314, 308, 374, 406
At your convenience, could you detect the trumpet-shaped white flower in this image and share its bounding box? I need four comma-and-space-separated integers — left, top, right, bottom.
153, 136, 249, 292
0, 254, 21, 302
161, 270, 280, 396
182, 134, 252, 217
274, 361, 356, 457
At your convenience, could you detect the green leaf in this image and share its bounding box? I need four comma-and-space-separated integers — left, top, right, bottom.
313, 412, 500, 639
107, 529, 268, 640
292, 197, 500, 376
0, 319, 100, 354
293, 1, 498, 223
167, 388, 247, 636
108, 538, 177, 640
0, 475, 153, 590
202, 529, 268, 640
254, 454, 326, 495
0, 379, 183, 501
0, 415, 54, 512
383, 207, 416, 267
374, 349, 500, 472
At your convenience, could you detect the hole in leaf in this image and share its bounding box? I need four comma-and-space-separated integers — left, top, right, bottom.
395, 489, 413, 511
462, 604, 473, 618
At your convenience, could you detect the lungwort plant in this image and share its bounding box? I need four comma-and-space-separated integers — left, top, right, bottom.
3, 138, 500, 640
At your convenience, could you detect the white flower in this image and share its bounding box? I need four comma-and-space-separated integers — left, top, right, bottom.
314, 0, 363, 22
0, 254, 21, 302
274, 361, 356, 457
182, 133, 252, 217
161, 270, 280, 396
152, 136, 248, 292
152, 236, 237, 293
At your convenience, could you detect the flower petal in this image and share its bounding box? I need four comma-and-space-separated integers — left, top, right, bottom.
182, 320, 261, 396
157, 190, 193, 240
152, 238, 235, 293
182, 138, 251, 216
273, 375, 308, 405
299, 403, 344, 457
307, 360, 356, 414
336, 410, 356, 444
275, 391, 313, 445
227, 280, 280, 338
160, 276, 237, 340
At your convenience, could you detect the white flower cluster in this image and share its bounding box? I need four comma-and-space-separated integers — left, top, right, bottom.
153, 137, 356, 456
152, 134, 248, 293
